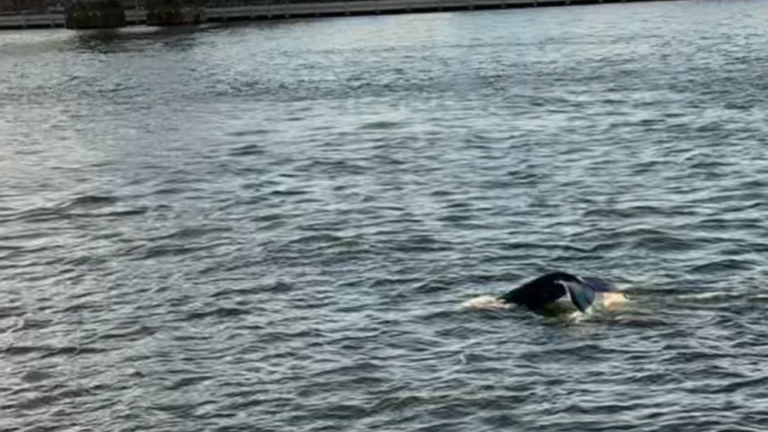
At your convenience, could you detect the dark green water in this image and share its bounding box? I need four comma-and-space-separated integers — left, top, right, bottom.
2, 1, 768, 430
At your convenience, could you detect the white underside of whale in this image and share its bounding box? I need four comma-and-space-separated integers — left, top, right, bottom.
462, 292, 628, 312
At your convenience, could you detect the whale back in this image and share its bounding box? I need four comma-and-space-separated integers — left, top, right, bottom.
499, 272, 619, 313
500, 272, 577, 310
580, 277, 621, 293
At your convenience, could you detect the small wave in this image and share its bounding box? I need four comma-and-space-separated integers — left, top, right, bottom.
60, 195, 120, 210
677, 291, 736, 300
186, 307, 252, 321
0, 345, 103, 358
148, 226, 233, 242
128, 242, 230, 261
20, 370, 55, 384
226, 129, 272, 138
462, 295, 509, 311
358, 120, 405, 130
690, 259, 756, 274
229, 143, 266, 156
70, 208, 149, 218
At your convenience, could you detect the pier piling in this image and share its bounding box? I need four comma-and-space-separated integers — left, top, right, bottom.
64, 0, 126, 29
146, 0, 206, 25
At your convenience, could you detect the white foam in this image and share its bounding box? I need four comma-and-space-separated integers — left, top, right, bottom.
599, 292, 629, 310
462, 295, 510, 310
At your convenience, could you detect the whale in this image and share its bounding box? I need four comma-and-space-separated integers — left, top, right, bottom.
499, 271, 625, 313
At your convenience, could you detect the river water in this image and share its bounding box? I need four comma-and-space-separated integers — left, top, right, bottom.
2, 1, 768, 430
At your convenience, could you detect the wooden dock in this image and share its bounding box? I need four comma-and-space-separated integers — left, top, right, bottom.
0, 0, 682, 30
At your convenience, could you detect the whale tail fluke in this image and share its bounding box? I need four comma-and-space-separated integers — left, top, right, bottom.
496, 272, 627, 314
562, 281, 597, 313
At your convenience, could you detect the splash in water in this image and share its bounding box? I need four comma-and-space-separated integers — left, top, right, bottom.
463, 291, 630, 313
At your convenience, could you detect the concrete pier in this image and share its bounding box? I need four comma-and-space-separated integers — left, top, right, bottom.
0, 0, 687, 30
64, 0, 126, 29
146, 0, 206, 26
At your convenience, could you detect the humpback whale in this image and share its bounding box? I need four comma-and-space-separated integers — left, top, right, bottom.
499, 271, 625, 313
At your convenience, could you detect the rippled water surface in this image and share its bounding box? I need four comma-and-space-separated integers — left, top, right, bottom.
3, 1, 768, 430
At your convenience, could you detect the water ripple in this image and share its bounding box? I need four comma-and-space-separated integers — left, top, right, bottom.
3, 2, 768, 431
